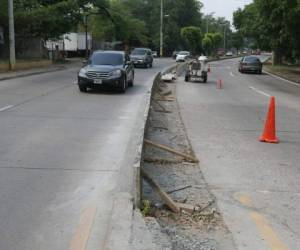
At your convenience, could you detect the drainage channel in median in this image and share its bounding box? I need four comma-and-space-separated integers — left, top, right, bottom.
140, 71, 235, 250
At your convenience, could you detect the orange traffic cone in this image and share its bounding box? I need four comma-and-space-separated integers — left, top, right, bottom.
259, 96, 279, 143
208, 64, 211, 73
217, 79, 223, 89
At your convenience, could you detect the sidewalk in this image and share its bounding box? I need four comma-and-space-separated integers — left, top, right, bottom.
0, 59, 81, 81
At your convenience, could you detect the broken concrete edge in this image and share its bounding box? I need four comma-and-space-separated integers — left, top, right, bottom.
102, 63, 178, 250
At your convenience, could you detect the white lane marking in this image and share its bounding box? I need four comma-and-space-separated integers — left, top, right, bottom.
263, 70, 300, 87
0, 105, 14, 112
249, 86, 271, 98
230, 72, 235, 77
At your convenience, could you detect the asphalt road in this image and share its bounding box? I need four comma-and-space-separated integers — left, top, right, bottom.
0, 58, 173, 250
177, 58, 300, 250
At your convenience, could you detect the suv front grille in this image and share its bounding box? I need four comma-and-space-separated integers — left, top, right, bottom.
86, 71, 110, 79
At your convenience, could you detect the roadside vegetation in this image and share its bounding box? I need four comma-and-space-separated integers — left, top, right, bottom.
0, 0, 234, 57
233, 0, 300, 65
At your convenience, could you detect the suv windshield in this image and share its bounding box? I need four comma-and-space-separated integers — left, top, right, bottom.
91, 53, 124, 65
131, 49, 147, 55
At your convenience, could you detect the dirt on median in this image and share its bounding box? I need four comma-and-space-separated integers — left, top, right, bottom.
141, 74, 236, 250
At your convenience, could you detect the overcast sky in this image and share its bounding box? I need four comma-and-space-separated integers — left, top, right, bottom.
200, 0, 253, 24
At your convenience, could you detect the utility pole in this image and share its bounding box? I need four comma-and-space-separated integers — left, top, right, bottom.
85, 15, 89, 59
206, 18, 208, 34
160, 0, 163, 57
8, 0, 16, 70
223, 25, 226, 50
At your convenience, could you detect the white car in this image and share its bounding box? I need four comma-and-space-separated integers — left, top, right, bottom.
176, 51, 190, 62
225, 51, 233, 56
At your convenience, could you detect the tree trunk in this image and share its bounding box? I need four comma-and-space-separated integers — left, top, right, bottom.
273, 48, 283, 65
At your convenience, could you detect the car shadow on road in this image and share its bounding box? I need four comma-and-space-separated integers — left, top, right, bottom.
240, 72, 266, 75
83, 84, 146, 96
185, 80, 213, 85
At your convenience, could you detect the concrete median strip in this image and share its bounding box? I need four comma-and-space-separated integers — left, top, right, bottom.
141, 169, 181, 213
102, 63, 182, 249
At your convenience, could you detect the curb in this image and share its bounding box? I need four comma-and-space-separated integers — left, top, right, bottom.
0, 66, 67, 82
102, 63, 179, 250
263, 69, 300, 87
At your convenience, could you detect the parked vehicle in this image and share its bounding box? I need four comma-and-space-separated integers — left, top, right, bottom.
46, 32, 92, 57
78, 50, 134, 93
185, 56, 208, 83
225, 51, 233, 56
176, 51, 190, 62
238, 56, 262, 74
152, 51, 158, 57
172, 51, 179, 59
130, 48, 153, 68
217, 49, 225, 57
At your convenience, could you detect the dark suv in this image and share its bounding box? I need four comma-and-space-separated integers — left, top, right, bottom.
78, 51, 134, 92
130, 48, 153, 68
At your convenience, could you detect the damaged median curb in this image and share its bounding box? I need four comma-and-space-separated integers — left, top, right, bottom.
103, 62, 188, 250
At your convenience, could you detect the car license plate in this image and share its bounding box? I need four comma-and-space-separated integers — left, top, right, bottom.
192, 77, 202, 81
94, 79, 102, 84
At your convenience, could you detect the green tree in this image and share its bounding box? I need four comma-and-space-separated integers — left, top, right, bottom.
233, 0, 300, 64
255, 0, 300, 63
202, 35, 212, 56
203, 32, 222, 55
231, 32, 244, 52
180, 26, 202, 54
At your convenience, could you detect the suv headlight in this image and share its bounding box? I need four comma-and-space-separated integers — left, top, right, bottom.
111, 69, 122, 77
79, 68, 87, 77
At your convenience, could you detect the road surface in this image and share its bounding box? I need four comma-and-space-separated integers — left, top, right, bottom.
0, 58, 173, 250
177, 58, 300, 250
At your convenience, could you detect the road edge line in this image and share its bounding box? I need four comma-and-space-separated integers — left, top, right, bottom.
263, 69, 300, 87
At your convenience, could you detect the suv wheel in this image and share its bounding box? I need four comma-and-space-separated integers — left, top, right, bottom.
128, 73, 134, 87
79, 84, 87, 92
119, 77, 127, 93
